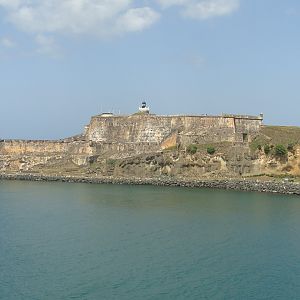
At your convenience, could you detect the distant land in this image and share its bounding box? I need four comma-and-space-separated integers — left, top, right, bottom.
1, 104, 300, 194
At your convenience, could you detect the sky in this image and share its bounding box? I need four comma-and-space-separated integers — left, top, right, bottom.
0, 0, 300, 140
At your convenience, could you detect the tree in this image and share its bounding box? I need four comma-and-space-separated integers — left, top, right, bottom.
275, 144, 287, 157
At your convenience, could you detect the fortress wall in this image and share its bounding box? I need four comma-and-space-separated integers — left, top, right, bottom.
87, 115, 173, 144
93, 142, 160, 157
0, 140, 92, 155
177, 116, 236, 145
86, 115, 262, 147
234, 118, 262, 142
234, 118, 262, 133
0, 114, 262, 159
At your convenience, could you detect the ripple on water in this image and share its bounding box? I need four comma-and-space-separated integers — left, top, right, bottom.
0, 180, 300, 299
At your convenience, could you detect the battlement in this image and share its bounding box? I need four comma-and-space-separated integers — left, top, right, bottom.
92, 113, 263, 120
86, 113, 263, 150
0, 112, 263, 158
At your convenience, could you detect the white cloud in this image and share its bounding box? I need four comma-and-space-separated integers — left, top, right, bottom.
0, 0, 239, 39
35, 34, 60, 57
0, 0, 239, 57
0, 0, 21, 9
1, 37, 16, 48
0, 0, 160, 37
157, 0, 239, 19
184, 0, 239, 19
116, 7, 160, 32
157, 0, 188, 8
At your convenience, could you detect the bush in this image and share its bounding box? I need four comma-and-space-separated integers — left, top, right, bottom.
187, 144, 198, 154
287, 143, 294, 152
207, 146, 216, 155
107, 159, 117, 166
264, 145, 271, 155
257, 144, 262, 150
275, 144, 287, 157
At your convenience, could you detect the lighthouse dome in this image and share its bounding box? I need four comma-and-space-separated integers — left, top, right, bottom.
139, 101, 150, 114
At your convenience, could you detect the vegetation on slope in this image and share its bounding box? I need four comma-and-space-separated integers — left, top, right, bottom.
250, 125, 300, 152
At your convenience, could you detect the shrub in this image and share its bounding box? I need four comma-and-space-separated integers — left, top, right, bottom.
287, 143, 294, 152
264, 145, 271, 155
207, 146, 216, 155
187, 144, 198, 154
107, 159, 117, 166
275, 144, 287, 157
257, 144, 262, 150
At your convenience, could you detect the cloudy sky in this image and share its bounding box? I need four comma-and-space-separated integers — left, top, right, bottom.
0, 0, 299, 139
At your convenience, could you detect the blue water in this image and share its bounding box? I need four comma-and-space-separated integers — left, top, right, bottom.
1, 180, 300, 299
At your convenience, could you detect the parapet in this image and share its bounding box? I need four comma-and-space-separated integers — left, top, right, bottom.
91, 113, 263, 120
86, 112, 263, 146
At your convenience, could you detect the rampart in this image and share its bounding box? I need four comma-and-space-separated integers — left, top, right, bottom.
86, 114, 263, 150
2, 112, 300, 182
0, 113, 263, 167
0, 140, 92, 155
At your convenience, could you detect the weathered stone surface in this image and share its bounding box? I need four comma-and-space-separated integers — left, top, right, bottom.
86, 114, 263, 152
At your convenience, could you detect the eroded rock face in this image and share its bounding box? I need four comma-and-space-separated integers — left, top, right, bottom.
0, 140, 92, 173
252, 146, 300, 176
86, 114, 262, 150
0, 140, 299, 178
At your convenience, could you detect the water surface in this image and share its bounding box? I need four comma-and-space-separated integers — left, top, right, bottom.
1, 180, 300, 299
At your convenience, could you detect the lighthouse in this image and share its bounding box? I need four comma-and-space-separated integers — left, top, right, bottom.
138, 101, 150, 114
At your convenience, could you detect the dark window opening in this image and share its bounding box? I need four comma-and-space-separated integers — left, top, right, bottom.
243, 133, 248, 143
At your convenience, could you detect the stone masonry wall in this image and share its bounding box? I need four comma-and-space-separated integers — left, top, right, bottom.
86, 114, 263, 149
0, 114, 263, 172
0, 140, 92, 155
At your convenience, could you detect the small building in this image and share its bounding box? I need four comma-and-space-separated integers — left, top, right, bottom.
139, 101, 150, 114
100, 112, 114, 117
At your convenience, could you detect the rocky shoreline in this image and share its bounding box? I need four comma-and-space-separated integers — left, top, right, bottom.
0, 173, 300, 196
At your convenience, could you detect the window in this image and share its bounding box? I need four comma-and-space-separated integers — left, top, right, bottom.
243, 133, 248, 143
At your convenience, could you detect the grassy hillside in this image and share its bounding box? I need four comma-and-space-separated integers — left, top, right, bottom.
250, 125, 300, 151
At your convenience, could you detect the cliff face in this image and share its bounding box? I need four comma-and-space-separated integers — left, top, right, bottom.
1, 114, 299, 180
0, 140, 93, 172
91, 144, 300, 179
1, 141, 299, 179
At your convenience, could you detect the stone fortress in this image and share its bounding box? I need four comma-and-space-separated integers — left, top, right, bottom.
0, 102, 278, 178
2, 101, 300, 179
0, 102, 263, 159
0, 101, 299, 194
85, 112, 263, 156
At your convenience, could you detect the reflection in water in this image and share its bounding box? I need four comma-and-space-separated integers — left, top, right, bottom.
0, 180, 300, 299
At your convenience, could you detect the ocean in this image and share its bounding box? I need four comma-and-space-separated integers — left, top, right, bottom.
1, 180, 300, 299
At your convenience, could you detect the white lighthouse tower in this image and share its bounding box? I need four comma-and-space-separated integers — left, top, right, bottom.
138, 101, 150, 114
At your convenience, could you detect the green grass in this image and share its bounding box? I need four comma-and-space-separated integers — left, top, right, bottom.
250, 125, 300, 152
261, 126, 300, 145
106, 159, 117, 166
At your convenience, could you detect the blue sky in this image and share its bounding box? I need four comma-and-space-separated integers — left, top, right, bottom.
0, 0, 300, 139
